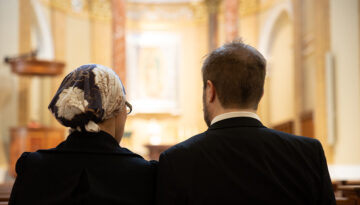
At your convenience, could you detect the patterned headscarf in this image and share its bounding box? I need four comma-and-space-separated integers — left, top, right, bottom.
49, 64, 126, 132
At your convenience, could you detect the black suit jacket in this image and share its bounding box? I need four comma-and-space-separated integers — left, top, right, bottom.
9, 131, 157, 205
156, 117, 335, 205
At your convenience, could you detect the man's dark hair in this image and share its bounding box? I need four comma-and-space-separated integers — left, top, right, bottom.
202, 40, 266, 109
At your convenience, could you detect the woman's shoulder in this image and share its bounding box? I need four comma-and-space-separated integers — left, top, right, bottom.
120, 147, 158, 168
14, 151, 44, 175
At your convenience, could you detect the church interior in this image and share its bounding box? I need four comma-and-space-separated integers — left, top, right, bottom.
0, 0, 360, 202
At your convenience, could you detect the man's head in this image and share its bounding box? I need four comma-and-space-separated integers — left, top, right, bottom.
202, 40, 266, 126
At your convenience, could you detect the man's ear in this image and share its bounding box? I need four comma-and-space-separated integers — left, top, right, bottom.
206, 80, 216, 103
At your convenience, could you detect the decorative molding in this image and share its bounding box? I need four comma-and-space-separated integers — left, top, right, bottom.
227, 0, 288, 18
127, 3, 203, 21
40, 0, 206, 22
40, 0, 111, 21
128, 0, 202, 3
40, 0, 289, 21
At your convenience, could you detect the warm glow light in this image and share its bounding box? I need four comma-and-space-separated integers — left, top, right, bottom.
147, 119, 162, 145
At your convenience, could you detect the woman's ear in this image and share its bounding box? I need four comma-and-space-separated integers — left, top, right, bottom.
114, 115, 122, 143
114, 107, 127, 143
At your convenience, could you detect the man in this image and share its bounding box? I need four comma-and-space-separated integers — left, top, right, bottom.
156, 41, 335, 205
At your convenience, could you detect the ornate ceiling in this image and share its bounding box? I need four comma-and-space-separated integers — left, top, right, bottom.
40, 0, 283, 22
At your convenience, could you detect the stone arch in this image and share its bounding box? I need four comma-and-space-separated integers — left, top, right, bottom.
258, 0, 293, 58
257, 0, 294, 126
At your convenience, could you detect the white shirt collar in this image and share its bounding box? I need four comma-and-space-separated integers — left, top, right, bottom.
210, 111, 261, 125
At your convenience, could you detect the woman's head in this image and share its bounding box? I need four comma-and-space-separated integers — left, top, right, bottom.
49, 64, 130, 136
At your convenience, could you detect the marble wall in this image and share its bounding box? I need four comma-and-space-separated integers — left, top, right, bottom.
0, 0, 19, 168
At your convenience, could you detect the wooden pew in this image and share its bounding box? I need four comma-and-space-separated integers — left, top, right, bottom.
0, 183, 12, 203
333, 180, 360, 197
333, 181, 344, 196
0, 194, 9, 202
0, 183, 12, 194
336, 197, 357, 205
345, 181, 360, 185
337, 185, 360, 205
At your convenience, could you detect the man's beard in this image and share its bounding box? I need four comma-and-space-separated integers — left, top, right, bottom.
203, 92, 211, 127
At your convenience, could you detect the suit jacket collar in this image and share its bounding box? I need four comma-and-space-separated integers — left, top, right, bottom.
208, 117, 265, 130
40, 131, 143, 158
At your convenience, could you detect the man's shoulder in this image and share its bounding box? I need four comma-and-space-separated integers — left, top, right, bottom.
208, 123, 320, 146
162, 132, 207, 158
267, 128, 320, 142
263, 128, 322, 152
160, 127, 323, 161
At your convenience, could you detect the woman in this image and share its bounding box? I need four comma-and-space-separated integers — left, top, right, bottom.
9, 64, 157, 205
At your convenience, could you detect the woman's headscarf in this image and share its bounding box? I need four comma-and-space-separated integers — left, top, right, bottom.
48, 64, 126, 132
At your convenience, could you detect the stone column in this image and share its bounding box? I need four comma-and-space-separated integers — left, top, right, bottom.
205, 0, 221, 51
50, 6, 66, 127
293, 0, 304, 136
314, 0, 333, 162
224, 0, 238, 42
18, 0, 32, 126
112, 0, 126, 85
